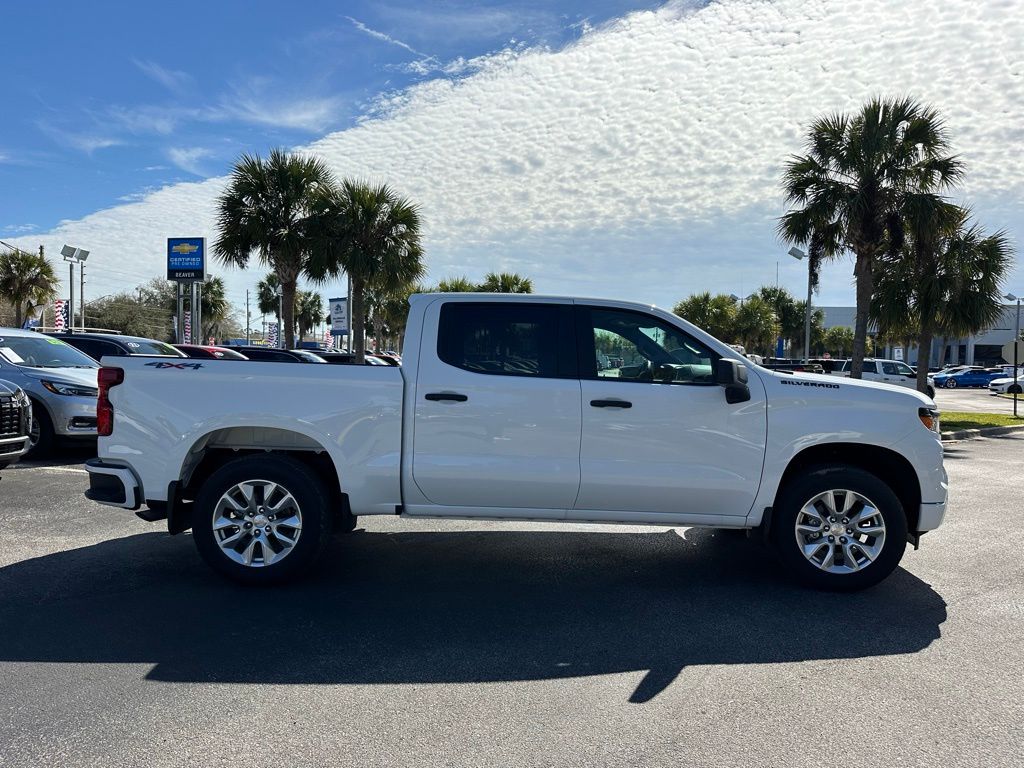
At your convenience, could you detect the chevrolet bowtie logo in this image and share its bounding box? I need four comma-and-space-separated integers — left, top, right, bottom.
171, 242, 200, 255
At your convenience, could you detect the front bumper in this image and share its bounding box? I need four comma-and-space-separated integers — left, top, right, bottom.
48, 396, 98, 437
84, 458, 141, 510
0, 434, 30, 463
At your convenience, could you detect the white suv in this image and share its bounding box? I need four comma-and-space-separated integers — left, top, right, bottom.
832, 358, 935, 398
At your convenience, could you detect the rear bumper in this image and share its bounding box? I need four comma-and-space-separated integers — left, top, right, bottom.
84, 458, 141, 510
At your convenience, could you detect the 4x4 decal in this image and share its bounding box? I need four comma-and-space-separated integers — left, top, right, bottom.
144, 361, 204, 370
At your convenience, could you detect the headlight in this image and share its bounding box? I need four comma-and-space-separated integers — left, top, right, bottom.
40, 380, 99, 397
918, 407, 940, 433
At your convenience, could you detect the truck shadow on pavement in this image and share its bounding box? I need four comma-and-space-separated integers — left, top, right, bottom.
0, 527, 946, 703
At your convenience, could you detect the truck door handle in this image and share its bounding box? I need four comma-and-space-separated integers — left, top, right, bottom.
590, 399, 632, 408
425, 392, 468, 402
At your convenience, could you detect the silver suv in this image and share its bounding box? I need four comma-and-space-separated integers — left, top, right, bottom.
0, 378, 31, 469
0, 328, 99, 457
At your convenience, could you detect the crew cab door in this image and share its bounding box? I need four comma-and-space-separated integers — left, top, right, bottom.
573, 305, 766, 519
410, 300, 581, 513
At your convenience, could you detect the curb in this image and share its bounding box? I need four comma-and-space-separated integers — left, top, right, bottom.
941, 424, 1024, 442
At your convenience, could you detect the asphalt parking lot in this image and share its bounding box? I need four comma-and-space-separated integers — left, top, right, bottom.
933, 385, 1020, 413
1, 439, 1022, 767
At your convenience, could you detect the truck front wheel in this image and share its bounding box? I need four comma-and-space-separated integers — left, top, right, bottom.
192, 455, 333, 585
771, 466, 908, 591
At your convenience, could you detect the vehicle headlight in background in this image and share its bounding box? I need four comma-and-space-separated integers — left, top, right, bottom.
919, 407, 940, 433
40, 380, 99, 397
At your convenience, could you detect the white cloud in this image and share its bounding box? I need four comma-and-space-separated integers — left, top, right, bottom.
37, 123, 121, 154
167, 147, 213, 176
346, 16, 427, 57
12, 0, 1024, 311
133, 59, 192, 93
212, 79, 345, 133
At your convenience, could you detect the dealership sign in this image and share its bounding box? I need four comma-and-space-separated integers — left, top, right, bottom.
329, 297, 349, 335
167, 237, 206, 281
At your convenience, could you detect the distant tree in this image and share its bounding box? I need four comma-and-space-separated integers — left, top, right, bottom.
672, 291, 736, 341
436, 276, 477, 292
214, 149, 336, 349
84, 293, 174, 339
822, 326, 855, 357
779, 97, 962, 378
733, 296, 780, 355
0, 245, 59, 327
199, 277, 230, 341
294, 291, 323, 341
478, 272, 533, 293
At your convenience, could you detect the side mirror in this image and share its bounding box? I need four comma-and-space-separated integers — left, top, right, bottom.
716, 358, 751, 404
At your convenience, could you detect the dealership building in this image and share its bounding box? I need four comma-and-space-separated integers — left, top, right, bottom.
820, 304, 1022, 367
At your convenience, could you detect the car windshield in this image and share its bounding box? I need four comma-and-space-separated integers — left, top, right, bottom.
0, 335, 99, 369
122, 339, 182, 356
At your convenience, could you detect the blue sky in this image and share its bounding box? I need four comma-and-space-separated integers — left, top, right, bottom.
2, 1, 1021, 318
1, 0, 656, 234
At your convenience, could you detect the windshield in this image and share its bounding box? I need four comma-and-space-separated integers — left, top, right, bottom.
122, 339, 182, 356
0, 335, 99, 369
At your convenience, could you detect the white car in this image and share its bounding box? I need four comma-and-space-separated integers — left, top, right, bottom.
831, 358, 935, 398
84, 293, 946, 592
989, 369, 1024, 395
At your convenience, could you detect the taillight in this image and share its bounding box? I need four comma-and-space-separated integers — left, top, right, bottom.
97, 367, 124, 437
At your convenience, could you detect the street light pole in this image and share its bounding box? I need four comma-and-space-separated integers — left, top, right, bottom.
1006, 293, 1021, 418
789, 247, 812, 362
60, 244, 89, 334
276, 285, 284, 349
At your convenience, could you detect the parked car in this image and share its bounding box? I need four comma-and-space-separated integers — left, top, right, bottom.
831, 358, 934, 397
314, 351, 390, 366
0, 378, 32, 469
988, 369, 1024, 395
0, 328, 99, 457
174, 344, 249, 360
85, 293, 946, 592
229, 346, 327, 363
49, 332, 186, 361
932, 368, 1007, 389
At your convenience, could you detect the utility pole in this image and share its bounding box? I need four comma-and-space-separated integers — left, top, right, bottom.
245, 290, 251, 344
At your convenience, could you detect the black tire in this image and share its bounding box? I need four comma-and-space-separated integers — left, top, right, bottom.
926, 386, 935, 398
945, 379, 957, 389
771, 465, 907, 591
25, 402, 54, 460
192, 454, 333, 585
1010, 384, 1022, 395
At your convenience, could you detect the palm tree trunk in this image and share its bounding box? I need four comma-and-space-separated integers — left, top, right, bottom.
14, 301, 23, 329
282, 279, 297, 349
916, 327, 933, 394
850, 250, 874, 379
352, 276, 366, 364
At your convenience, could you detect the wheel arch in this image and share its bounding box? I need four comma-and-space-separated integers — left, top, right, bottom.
168, 426, 349, 534
773, 443, 921, 534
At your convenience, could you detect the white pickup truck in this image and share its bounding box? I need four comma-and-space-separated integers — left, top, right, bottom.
85, 294, 947, 590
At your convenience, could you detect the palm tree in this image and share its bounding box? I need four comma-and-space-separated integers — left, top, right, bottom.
311, 180, 425, 363
479, 272, 533, 293
199, 277, 230, 342
873, 201, 1013, 392
0, 245, 59, 327
779, 97, 962, 378
255, 273, 280, 320
672, 291, 736, 341
733, 295, 780, 355
214, 149, 336, 349
294, 291, 323, 341
436, 276, 477, 292
823, 326, 855, 357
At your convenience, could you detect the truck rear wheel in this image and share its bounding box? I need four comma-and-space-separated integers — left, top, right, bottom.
192, 455, 333, 585
771, 466, 907, 591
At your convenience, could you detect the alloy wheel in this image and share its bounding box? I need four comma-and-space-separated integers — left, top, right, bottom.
211, 480, 303, 567
794, 489, 886, 574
